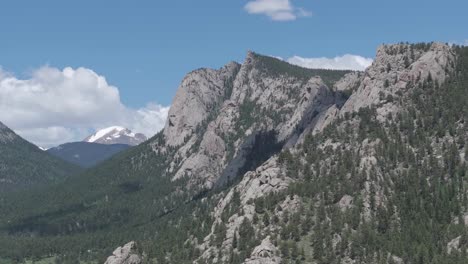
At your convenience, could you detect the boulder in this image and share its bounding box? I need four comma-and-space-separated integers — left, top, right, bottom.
104, 241, 142, 264
244, 237, 282, 264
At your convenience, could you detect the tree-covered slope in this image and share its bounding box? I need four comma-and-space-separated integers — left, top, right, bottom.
271, 44, 468, 263
47, 142, 131, 168
194, 43, 468, 264
0, 122, 81, 193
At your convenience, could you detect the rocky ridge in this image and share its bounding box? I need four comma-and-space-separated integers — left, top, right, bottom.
340, 42, 455, 118
182, 43, 461, 263
160, 51, 348, 193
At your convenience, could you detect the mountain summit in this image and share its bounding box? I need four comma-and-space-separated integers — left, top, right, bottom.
83, 126, 147, 146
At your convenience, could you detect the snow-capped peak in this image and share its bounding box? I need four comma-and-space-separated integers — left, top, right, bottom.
86, 126, 126, 143
83, 126, 147, 146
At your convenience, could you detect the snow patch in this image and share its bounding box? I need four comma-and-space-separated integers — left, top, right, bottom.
86, 126, 126, 143
83, 126, 147, 145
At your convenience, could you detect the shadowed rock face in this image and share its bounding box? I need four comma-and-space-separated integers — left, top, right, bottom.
215, 130, 283, 189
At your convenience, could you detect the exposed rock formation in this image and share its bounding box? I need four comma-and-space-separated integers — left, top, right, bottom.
163, 51, 345, 192
192, 43, 459, 263
338, 194, 354, 211
197, 157, 296, 263
341, 43, 455, 116
333, 71, 362, 92
163, 62, 241, 147
104, 241, 142, 264
244, 237, 282, 264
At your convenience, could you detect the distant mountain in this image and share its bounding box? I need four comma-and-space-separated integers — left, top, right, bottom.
47, 142, 131, 168
0, 121, 80, 192
45, 126, 142, 168
83, 126, 147, 146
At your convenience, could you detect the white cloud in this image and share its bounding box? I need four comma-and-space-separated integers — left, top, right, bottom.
126, 103, 169, 139
0, 66, 169, 148
244, 0, 311, 21
14, 127, 88, 149
286, 54, 373, 71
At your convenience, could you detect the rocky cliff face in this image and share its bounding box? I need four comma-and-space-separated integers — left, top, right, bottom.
161, 51, 348, 193
163, 62, 241, 147
340, 43, 455, 116
175, 43, 464, 264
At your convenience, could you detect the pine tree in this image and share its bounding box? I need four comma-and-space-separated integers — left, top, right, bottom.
263, 213, 270, 227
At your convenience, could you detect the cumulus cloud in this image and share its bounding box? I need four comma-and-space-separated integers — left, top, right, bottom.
244, 0, 311, 21
286, 54, 373, 71
0, 66, 169, 148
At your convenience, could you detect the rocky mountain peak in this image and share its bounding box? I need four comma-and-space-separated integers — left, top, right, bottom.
83, 126, 147, 146
163, 61, 241, 146
161, 51, 349, 193
222, 61, 242, 73
244, 50, 257, 64
340, 42, 455, 115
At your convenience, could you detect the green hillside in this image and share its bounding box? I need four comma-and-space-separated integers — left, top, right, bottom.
0, 123, 81, 193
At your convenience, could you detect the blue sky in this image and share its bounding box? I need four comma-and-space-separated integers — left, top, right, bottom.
0, 0, 467, 147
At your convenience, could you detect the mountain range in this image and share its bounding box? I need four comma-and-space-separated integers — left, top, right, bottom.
47, 142, 131, 168
0, 43, 467, 264
46, 127, 147, 168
